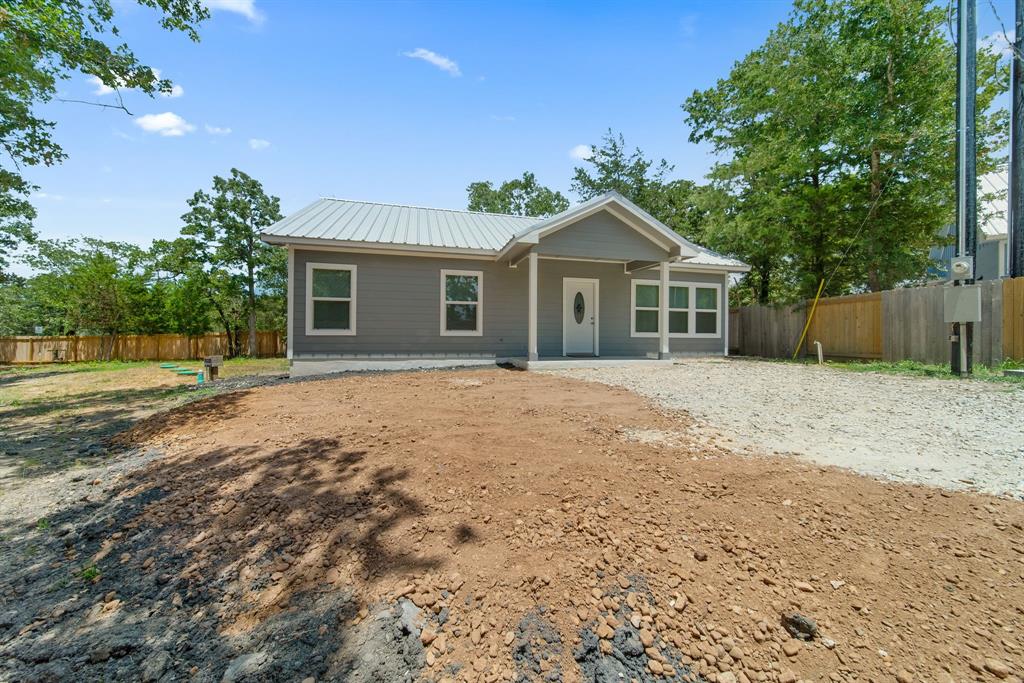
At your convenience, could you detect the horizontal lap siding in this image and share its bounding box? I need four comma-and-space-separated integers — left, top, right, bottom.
533, 212, 669, 261
292, 249, 726, 359
293, 250, 527, 357
537, 262, 725, 356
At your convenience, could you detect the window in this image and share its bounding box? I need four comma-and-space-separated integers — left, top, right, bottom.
694, 286, 719, 335
631, 279, 721, 338
306, 263, 356, 335
440, 269, 483, 336
632, 282, 660, 336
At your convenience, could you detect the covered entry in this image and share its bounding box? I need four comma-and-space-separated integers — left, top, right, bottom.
563, 278, 599, 356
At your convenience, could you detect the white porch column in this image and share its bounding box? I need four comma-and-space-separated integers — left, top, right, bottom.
723, 273, 730, 357
528, 251, 539, 361
659, 261, 670, 359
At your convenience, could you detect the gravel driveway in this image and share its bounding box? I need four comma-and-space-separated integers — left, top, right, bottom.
558, 358, 1024, 498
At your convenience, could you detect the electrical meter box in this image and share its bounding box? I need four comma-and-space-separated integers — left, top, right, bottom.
948, 255, 974, 281
943, 285, 982, 323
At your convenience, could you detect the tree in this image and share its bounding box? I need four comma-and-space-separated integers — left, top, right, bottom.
23, 238, 156, 356
466, 172, 569, 217
180, 170, 284, 356
0, 0, 208, 275
570, 130, 674, 214
684, 0, 1008, 301
152, 231, 248, 356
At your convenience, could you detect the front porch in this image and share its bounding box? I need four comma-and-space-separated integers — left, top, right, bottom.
508, 355, 674, 370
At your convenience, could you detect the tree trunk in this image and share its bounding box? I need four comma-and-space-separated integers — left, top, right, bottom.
247, 261, 257, 357
756, 261, 772, 305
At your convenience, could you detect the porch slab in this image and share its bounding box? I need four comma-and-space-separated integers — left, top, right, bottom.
509, 356, 673, 370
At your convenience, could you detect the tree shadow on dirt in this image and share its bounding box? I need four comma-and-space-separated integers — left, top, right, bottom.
0, 430, 459, 681
0, 386, 241, 483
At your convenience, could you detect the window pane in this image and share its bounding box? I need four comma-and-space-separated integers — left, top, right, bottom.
313, 300, 350, 330
635, 284, 659, 308
312, 268, 350, 298
696, 311, 717, 334
635, 309, 658, 333
446, 275, 479, 302
445, 303, 478, 331
695, 287, 717, 310
669, 310, 688, 334
669, 286, 689, 309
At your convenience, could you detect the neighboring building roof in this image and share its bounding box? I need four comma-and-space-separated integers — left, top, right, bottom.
262, 197, 537, 252
980, 171, 1008, 239
262, 191, 749, 270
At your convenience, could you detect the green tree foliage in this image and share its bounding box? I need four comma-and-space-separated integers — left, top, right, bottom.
569, 130, 717, 251
179, 169, 284, 356
684, 0, 1008, 302
21, 238, 158, 355
466, 172, 569, 217
0, 0, 208, 275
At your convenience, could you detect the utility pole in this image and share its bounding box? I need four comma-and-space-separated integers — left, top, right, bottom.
1011, 0, 1024, 278
951, 0, 977, 376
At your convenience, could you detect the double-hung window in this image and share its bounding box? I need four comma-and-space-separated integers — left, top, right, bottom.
631, 280, 721, 338
306, 263, 356, 335
440, 269, 483, 336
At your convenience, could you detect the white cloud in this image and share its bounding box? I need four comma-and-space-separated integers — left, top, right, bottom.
205, 0, 265, 24
134, 112, 196, 137
490, 114, 516, 122
569, 144, 594, 161
205, 124, 233, 135
88, 69, 183, 97
32, 192, 65, 201
403, 48, 461, 77
248, 138, 270, 150
981, 31, 1015, 58
88, 75, 116, 96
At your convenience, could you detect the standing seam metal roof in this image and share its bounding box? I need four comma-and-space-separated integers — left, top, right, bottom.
262, 197, 537, 251
261, 195, 749, 269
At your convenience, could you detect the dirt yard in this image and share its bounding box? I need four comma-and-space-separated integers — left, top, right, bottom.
1, 366, 1022, 682
561, 358, 1024, 499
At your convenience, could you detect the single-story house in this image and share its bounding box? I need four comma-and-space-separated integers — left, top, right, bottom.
261, 191, 749, 375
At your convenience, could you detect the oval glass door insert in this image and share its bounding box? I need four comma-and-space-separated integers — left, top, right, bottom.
573, 292, 585, 324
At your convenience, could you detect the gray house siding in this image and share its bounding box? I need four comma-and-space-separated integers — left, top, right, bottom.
291, 248, 727, 359
532, 212, 670, 261
293, 250, 527, 357
537, 261, 724, 356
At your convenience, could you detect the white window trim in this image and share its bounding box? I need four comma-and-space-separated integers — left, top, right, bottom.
630, 279, 661, 338
630, 279, 722, 339
440, 269, 483, 336
305, 262, 357, 336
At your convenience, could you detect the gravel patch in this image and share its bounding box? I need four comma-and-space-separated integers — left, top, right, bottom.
556, 358, 1024, 498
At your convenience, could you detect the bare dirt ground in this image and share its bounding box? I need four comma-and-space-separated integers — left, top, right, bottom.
560, 358, 1024, 499
0, 359, 289, 523
2, 367, 1022, 682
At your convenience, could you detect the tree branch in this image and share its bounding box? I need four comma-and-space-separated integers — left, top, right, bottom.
55, 98, 133, 116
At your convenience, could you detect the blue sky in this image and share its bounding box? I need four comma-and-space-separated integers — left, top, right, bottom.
20, 0, 1016, 269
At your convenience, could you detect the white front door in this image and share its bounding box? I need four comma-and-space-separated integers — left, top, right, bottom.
563, 278, 598, 356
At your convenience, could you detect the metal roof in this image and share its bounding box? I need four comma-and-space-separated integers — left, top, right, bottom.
262, 193, 749, 270
262, 198, 537, 252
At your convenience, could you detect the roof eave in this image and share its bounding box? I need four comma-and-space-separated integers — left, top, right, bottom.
260, 233, 500, 258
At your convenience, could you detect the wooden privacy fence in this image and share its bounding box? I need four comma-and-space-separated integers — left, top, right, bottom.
730, 277, 1024, 366
0, 331, 285, 364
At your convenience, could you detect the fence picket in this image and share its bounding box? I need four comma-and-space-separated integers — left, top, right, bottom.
729, 277, 1024, 365
0, 331, 285, 364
